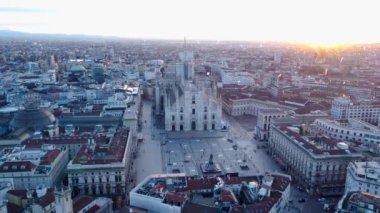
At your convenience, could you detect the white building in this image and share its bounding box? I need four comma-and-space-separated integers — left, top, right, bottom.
314, 118, 380, 145
0, 181, 13, 213
0, 145, 68, 189
331, 96, 380, 125
155, 50, 222, 131
222, 93, 293, 117
220, 70, 255, 86
346, 161, 380, 196
130, 174, 186, 213
269, 124, 362, 196
67, 128, 132, 198
256, 108, 287, 141
55, 186, 73, 213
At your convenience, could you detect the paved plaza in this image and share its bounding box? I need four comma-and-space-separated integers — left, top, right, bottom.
161, 137, 260, 176
132, 100, 324, 212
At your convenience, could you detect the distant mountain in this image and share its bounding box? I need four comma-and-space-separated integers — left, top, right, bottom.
0, 30, 122, 41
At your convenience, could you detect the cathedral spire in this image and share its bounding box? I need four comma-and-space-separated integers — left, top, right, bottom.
184, 37, 187, 51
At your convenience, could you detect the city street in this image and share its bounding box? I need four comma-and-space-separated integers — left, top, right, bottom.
133, 100, 163, 184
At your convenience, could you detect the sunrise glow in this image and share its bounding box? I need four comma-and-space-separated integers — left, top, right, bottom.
1, 0, 379, 45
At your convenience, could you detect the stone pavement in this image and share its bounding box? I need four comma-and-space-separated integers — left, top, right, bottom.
133, 100, 163, 184
167, 130, 227, 139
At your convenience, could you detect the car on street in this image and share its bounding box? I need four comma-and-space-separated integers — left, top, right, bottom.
232, 144, 238, 150
298, 198, 306, 203
318, 197, 326, 202
240, 165, 249, 170
323, 203, 330, 211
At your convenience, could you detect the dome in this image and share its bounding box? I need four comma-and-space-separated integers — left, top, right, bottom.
10, 108, 56, 130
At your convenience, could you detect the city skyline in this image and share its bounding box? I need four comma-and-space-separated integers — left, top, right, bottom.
1, 0, 380, 46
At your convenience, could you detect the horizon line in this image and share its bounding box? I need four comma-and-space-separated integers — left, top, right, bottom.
1, 30, 380, 47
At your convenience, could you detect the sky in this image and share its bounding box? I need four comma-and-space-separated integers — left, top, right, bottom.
1, 0, 379, 45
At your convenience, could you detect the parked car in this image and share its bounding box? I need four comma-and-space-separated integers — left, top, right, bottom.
298, 198, 306, 203
323, 203, 330, 211
232, 144, 238, 150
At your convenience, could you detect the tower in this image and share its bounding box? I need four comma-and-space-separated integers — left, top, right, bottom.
177, 37, 194, 81
331, 96, 351, 120
92, 64, 105, 84
55, 186, 73, 213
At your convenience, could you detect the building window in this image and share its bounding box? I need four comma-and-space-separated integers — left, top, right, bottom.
212, 114, 215, 120
192, 109, 195, 114
180, 115, 183, 120
192, 96, 195, 104
172, 115, 175, 121
204, 107, 207, 112
204, 115, 207, 120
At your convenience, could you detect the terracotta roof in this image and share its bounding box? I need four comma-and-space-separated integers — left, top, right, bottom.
277, 125, 358, 155
7, 202, 22, 212
0, 161, 36, 173
72, 128, 129, 165
86, 205, 100, 213
35, 189, 55, 208
187, 177, 218, 190
271, 175, 291, 191
220, 190, 236, 203
149, 182, 164, 193
182, 202, 219, 213
164, 192, 186, 205
40, 149, 61, 165
73, 195, 94, 213
7, 190, 27, 198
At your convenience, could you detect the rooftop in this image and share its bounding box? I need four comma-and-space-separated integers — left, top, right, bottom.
275, 125, 360, 157
131, 173, 291, 212
348, 161, 380, 181
340, 191, 380, 211
350, 192, 380, 207
70, 128, 129, 165
316, 118, 380, 134
0, 146, 63, 174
